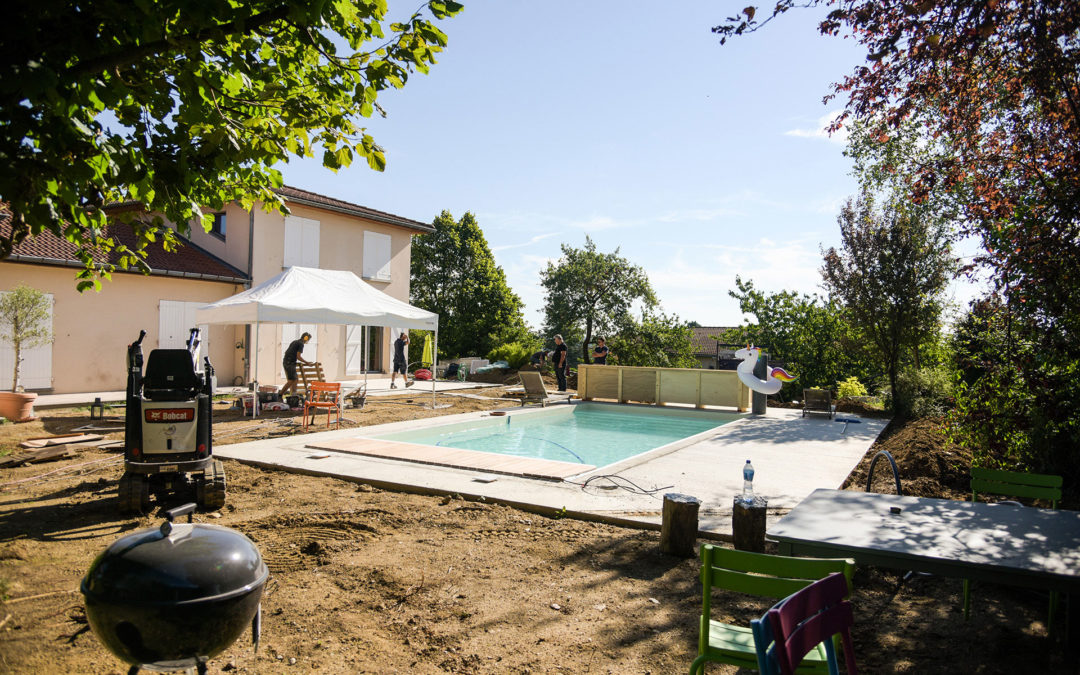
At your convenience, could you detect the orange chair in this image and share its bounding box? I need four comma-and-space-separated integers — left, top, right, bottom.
303, 382, 342, 431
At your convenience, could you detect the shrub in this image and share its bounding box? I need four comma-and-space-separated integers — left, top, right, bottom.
891, 367, 955, 418
487, 342, 536, 369
837, 376, 868, 398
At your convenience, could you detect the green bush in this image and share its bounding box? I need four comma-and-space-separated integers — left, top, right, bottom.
487, 342, 536, 369
891, 367, 955, 418
837, 376, 868, 398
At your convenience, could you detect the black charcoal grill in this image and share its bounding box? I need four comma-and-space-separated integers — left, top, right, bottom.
81, 504, 267, 674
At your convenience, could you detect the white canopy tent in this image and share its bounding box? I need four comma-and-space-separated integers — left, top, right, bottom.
196, 266, 439, 415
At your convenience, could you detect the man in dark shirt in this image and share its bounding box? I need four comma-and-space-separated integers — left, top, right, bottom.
391, 331, 410, 389
279, 331, 313, 397
552, 334, 568, 392
591, 337, 610, 365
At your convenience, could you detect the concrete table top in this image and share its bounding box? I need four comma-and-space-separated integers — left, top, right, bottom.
768, 488, 1080, 593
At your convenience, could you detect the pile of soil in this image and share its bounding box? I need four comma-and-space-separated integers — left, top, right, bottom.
0, 398, 1072, 673
843, 417, 973, 500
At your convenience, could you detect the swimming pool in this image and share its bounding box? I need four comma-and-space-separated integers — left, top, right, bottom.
371, 403, 741, 469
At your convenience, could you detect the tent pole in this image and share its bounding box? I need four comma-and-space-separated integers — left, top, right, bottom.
253, 321, 260, 419
431, 328, 438, 409
363, 325, 368, 390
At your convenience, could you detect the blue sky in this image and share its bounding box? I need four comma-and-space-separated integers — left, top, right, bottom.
280, 1, 982, 330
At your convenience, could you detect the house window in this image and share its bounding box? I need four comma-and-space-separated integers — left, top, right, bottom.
363, 231, 392, 281
283, 216, 320, 268
210, 213, 226, 240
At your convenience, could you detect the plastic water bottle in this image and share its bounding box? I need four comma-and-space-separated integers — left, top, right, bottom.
742, 460, 755, 502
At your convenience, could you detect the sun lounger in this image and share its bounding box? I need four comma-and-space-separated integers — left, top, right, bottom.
802, 388, 835, 419
518, 371, 552, 407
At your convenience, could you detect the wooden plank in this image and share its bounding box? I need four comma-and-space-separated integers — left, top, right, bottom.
70, 439, 124, 451
0, 446, 76, 468
19, 434, 104, 449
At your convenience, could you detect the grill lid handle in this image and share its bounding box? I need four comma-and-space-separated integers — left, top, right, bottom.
161, 503, 197, 535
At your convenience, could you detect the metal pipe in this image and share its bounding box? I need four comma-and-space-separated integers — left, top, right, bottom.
866, 449, 902, 495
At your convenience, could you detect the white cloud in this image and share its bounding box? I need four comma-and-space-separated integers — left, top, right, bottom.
490, 232, 560, 252
784, 110, 849, 145
647, 241, 827, 325
657, 207, 743, 223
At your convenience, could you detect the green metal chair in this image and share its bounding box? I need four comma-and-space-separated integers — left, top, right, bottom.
963, 466, 1063, 628
690, 544, 855, 675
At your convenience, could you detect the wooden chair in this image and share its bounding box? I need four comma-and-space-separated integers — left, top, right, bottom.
751, 573, 858, 675
297, 361, 325, 397
963, 466, 1063, 626
302, 381, 342, 431
689, 544, 855, 675
801, 389, 835, 419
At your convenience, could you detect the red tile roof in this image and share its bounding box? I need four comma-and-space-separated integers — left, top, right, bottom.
0, 204, 247, 282
690, 326, 737, 355
275, 186, 434, 233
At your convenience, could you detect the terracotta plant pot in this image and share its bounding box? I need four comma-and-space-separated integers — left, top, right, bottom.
0, 391, 38, 422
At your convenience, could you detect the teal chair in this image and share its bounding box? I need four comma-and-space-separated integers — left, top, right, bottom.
963, 466, 1063, 629
690, 544, 855, 675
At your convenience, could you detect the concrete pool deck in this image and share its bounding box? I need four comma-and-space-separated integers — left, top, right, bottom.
214, 402, 890, 540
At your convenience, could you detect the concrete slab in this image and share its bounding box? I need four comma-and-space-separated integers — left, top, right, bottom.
33, 379, 503, 409
214, 404, 890, 540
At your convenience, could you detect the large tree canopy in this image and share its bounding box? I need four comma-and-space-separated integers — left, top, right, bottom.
723, 276, 868, 398
609, 310, 697, 369
714, 0, 1080, 344
410, 210, 528, 359
540, 236, 656, 363
1, 0, 462, 289
821, 194, 954, 413
716, 0, 1080, 482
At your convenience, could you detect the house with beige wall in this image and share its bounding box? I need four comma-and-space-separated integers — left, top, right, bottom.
0, 187, 432, 393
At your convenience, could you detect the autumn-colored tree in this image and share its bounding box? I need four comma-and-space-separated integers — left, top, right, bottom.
714, 1, 1080, 339
714, 0, 1080, 481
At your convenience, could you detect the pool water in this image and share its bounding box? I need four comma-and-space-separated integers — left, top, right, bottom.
373, 403, 739, 468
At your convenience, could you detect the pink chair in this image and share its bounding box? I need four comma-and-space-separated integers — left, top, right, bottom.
760, 572, 858, 675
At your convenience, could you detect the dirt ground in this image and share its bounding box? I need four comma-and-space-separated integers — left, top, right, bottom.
0, 393, 1076, 674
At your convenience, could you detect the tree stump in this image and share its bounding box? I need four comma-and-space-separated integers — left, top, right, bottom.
659, 493, 701, 557
732, 495, 768, 552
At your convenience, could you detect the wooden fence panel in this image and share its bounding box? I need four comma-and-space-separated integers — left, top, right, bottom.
578, 365, 748, 411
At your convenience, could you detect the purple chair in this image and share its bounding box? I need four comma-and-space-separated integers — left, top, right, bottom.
753, 572, 858, 675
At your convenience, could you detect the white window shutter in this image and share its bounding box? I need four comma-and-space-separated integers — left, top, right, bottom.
303, 219, 320, 267
363, 231, 392, 281
283, 217, 303, 267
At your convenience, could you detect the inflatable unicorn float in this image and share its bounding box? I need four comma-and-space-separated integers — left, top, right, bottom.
734, 345, 797, 395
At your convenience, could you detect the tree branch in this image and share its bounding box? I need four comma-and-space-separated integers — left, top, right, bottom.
63, 4, 295, 79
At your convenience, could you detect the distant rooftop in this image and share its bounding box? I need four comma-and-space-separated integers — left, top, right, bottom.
689, 326, 737, 356
0, 203, 248, 283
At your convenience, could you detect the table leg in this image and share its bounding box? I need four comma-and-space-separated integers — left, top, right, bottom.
1067, 593, 1078, 654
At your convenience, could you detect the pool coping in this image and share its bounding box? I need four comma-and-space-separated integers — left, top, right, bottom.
329, 400, 748, 480
214, 404, 890, 539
